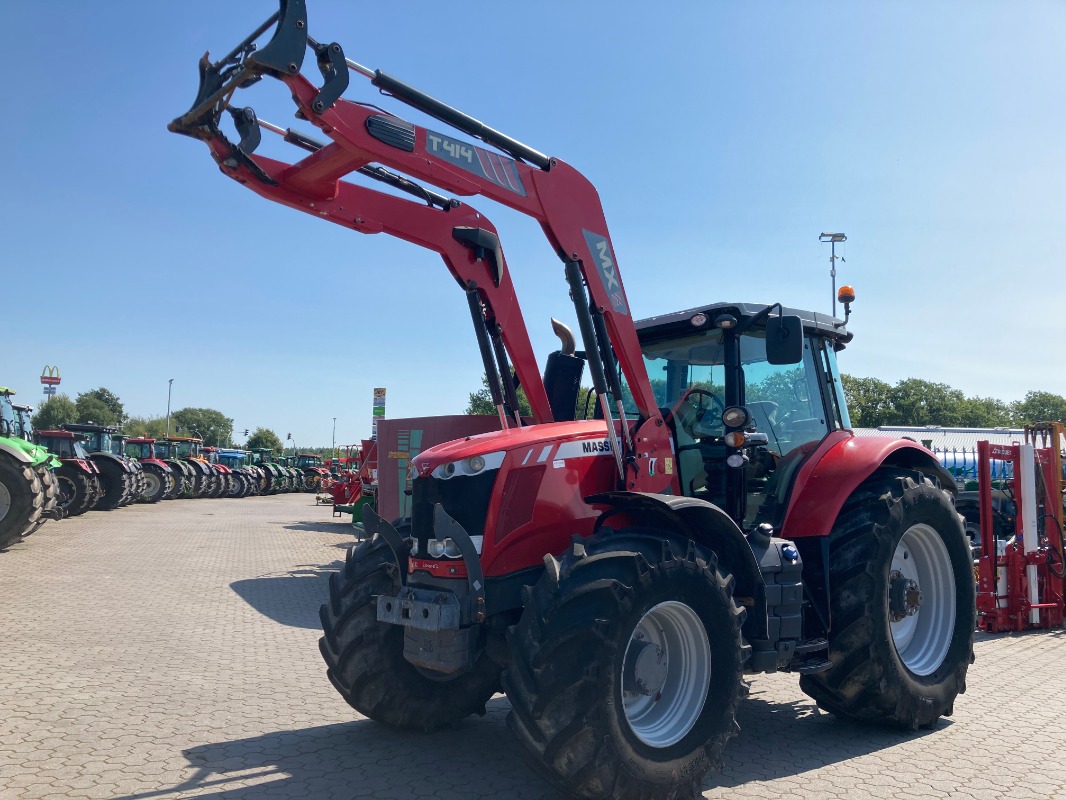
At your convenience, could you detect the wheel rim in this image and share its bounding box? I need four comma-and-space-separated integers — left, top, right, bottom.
143, 472, 160, 496
0, 481, 11, 521
56, 475, 77, 509
890, 523, 956, 676
621, 601, 711, 748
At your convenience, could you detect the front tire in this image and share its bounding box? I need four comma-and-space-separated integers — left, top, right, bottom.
504, 531, 746, 800
0, 455, 43, 549
22, 465, 59, 537
318, 536, 502, 731
799, 468, 975, 730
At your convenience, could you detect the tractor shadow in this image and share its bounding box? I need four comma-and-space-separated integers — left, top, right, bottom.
703, 686, 944, 791
229, 563, 342, 629
111, 697, 556, 800
108, 688, 947, 800
280, 519, 359, 534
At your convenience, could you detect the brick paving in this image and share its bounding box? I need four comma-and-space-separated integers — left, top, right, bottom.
0, 493, 1064, 800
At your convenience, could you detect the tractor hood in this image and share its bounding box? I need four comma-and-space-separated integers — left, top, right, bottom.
410, 420, 612, 479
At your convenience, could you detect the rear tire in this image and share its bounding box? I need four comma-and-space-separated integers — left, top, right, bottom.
56, 466, 96, 517
799, 469, 975, 730
504, 531, 746, 800
319, 536, 502, 731
0, 455, 42, 549
93, 460, 128, 511
139, 465, 173, 504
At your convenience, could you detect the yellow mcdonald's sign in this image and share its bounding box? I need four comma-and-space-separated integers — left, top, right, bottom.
40, 365, 61, 385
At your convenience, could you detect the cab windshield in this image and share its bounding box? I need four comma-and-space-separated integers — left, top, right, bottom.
126, 443, 153, 460
631, 328, 842, 457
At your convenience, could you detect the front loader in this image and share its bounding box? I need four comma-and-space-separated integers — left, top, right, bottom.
171, 5, 975, 798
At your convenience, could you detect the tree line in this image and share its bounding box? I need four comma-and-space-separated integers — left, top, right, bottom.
29, 388, 294, 454
841, 377, 1066, 429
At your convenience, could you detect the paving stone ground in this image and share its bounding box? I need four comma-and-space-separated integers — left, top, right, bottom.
0, 493, 1063, 800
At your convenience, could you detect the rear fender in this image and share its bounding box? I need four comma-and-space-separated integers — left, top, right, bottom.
88, 452, 134, 473
0, 440, 31, 463
781, 432, 957, 539
141, 459, 173, 473
588, 491, 768, 639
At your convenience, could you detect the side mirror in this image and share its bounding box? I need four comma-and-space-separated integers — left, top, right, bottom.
766, 315, 804, 365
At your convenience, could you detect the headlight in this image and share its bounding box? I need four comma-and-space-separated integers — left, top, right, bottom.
721, 406, 749, 428
432, 451, 506, 479
427, 539, 446, 558
443, 539, 462, 558
726, 453, 748, 468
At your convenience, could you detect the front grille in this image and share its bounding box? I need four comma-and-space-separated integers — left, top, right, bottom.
411, 472, 497, 543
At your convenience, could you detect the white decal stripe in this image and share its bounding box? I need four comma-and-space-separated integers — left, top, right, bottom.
537, 445, 553, 463
521, 449, 533, 466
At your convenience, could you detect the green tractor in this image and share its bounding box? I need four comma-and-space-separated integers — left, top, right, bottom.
249, 447, 293, 494
0, 387, 61, 549
155, 436, 220, 498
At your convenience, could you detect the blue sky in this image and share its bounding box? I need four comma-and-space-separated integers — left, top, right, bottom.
5, 1, 1064, 446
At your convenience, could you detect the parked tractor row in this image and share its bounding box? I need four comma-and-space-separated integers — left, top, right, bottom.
0, 387, 327, 551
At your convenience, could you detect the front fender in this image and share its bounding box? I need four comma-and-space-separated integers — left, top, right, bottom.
781, 431, 957, 539
589, 491, 768, 639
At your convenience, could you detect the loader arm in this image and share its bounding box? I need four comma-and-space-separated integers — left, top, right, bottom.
169, 0, 674, 492
202, 132, 552, 426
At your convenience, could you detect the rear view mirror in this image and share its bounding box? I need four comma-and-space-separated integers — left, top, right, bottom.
766, 316, 803, 365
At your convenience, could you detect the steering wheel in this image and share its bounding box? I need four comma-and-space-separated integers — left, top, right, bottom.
669, 388, 725, 433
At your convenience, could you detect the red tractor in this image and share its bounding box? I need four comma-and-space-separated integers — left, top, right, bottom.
171, 7, 975, 798
33, 430, 103, 517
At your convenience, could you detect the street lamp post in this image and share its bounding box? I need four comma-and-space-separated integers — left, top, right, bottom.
166, 378, 174, 436
332, 417, 337, 462
819, 232, 847, 317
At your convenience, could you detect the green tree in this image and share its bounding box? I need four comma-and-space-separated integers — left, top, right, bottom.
1011, 390, 1066, 425
75, 388, 124, 426
31, 394, 77, 431
122, 415, 170, 439
957, 396, 1012, 428
172, 407, 234, 447
841, 374, 895, 428
247, 427, 283, 453
465, 373, 532, 417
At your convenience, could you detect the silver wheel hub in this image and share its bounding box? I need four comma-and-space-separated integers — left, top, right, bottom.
621, 601, 711, 748
890, 524, 957, 676
0, 482, 11, 521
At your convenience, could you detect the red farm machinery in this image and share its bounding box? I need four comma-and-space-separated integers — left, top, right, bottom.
170, 5, 976, 797
974, 423, 1065, 633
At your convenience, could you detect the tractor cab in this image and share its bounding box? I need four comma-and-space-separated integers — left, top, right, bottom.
125, 438, 156, 460
35, 430, 93, 461
0, 388, 17, 438
216, 449, 247, 469
631, 301, 852, 530
160, 436, 205, 460
63, 423, 118, 455
12, 402, 34, 441
297, 453, 324, 470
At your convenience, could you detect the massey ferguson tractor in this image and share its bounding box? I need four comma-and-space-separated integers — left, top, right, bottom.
122, 437, 177, 503
171, 5, 975, 798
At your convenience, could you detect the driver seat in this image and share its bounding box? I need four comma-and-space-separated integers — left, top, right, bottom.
670, 406, 707, 495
